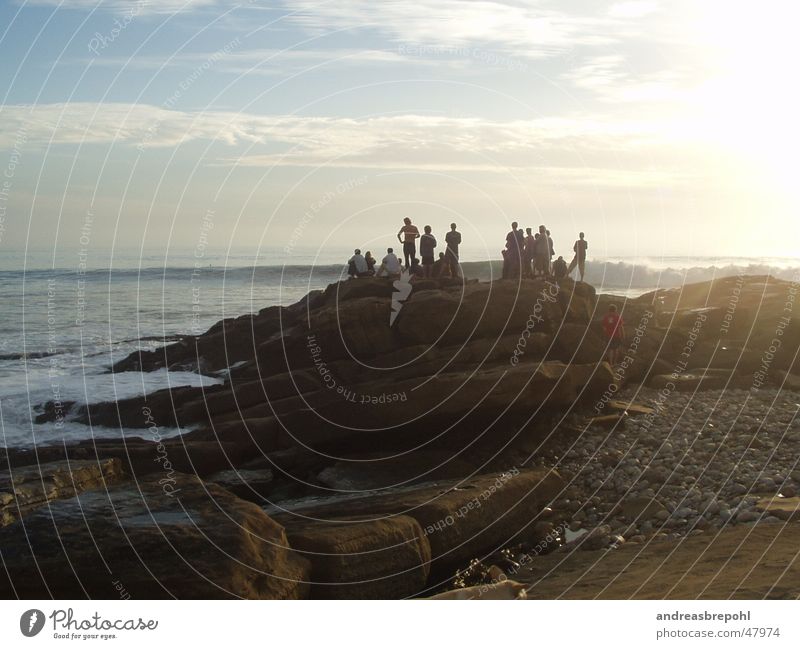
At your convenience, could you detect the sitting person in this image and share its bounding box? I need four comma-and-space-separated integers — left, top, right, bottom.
376, 247, 402, 279
553, 255, 568, 279
364, 251, 376, 274
347, 249, 371, 278
431, 252, 446, 278
408, 257, 424, 281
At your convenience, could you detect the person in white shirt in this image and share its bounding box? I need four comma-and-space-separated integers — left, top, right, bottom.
347, 249, 370, 278
376, 247, 402, 279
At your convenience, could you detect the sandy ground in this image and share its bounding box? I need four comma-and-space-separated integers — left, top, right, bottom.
519, 522, 800, 599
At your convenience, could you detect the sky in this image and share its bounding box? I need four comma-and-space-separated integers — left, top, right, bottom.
0, 0, 798, 264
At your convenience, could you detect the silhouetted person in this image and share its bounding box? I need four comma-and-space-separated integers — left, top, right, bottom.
444, 222, 461, 278
568, 231, 588, 281
504, 221, 524, 279
431, 252, 446, 278
534, 225, 550, 276
553, 255, 568, 279
377, 247, 402, 279
602, 304, 625, 366
397, 217, 420, 269
523, 227, 535, 278
546, 228, 555, 272
365, 251, 376, 274
419, 225, 437, 278
348, 249, 370, 278
408, 257, 424, 281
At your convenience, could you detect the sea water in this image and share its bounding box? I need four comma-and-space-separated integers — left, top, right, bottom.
1, 247, 797, 448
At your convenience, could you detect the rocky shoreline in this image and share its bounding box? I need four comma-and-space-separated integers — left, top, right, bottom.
3, 273, 800, 599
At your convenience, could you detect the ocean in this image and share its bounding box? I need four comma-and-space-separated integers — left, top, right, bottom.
1, 247, 798, 449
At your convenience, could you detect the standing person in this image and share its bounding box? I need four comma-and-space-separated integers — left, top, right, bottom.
602, 304, 625, 366
377, 247, 402, 279
419, 225, 437, 278
397, 217, 420, 270
534, 225, 550, 276
504, 222, 524, 279
444, 222, 462, 278
568, 231, 588, 282
546, 229, 555, 275
523, 228, 535, 278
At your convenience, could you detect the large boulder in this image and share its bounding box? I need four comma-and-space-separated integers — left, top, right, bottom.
0, 473, 310, 599
286, 515, 431, 599
394, 280, 564, 346
275, 468, 564, 577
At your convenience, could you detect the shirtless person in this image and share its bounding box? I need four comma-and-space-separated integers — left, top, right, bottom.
568, 232, 588, 281
602, 304, 625, 366
397, 217, 420, 270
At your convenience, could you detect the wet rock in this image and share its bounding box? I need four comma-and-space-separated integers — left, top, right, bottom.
1, 459, 125, 527
0, 473, 310, 599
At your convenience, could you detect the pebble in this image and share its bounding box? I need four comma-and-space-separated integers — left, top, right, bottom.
736, 510, 761, 523
550, 386, 799, 547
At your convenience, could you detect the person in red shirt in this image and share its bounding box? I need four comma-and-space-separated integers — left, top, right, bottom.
601, 304, 625, 366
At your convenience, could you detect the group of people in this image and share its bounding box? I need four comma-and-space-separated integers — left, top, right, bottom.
344, 218, 626, 367
347, 218, 588, 283
347, 218, 462, 281
502, 223, 587, 282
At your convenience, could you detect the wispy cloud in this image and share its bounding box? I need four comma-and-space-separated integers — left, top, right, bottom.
71, 47, 417, 73
0, 102, 688, 190
563, 53, 696, 104
281, 0, 618, 59
608, 1, 659, 19
19, 0, 222, 14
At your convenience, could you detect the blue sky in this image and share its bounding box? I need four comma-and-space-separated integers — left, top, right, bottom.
1, 0, 798, 262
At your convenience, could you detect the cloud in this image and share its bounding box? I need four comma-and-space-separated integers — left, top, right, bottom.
608, 1, 659, 18
18, 0, 222, 14
281, 0, 618, 59
73, 47, 418, 74
0, 102, 688, 190
562, 53, 695, 104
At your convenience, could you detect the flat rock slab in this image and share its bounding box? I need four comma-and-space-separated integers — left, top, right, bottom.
1, 458, 125, 527
607, 400, 655, 416
585, 413, 627, 430
0, 473, 310, 599
522, 522, 800, 599
648, 368, 752, 392
285, 515, 431, 599
755, 495, 800, 520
